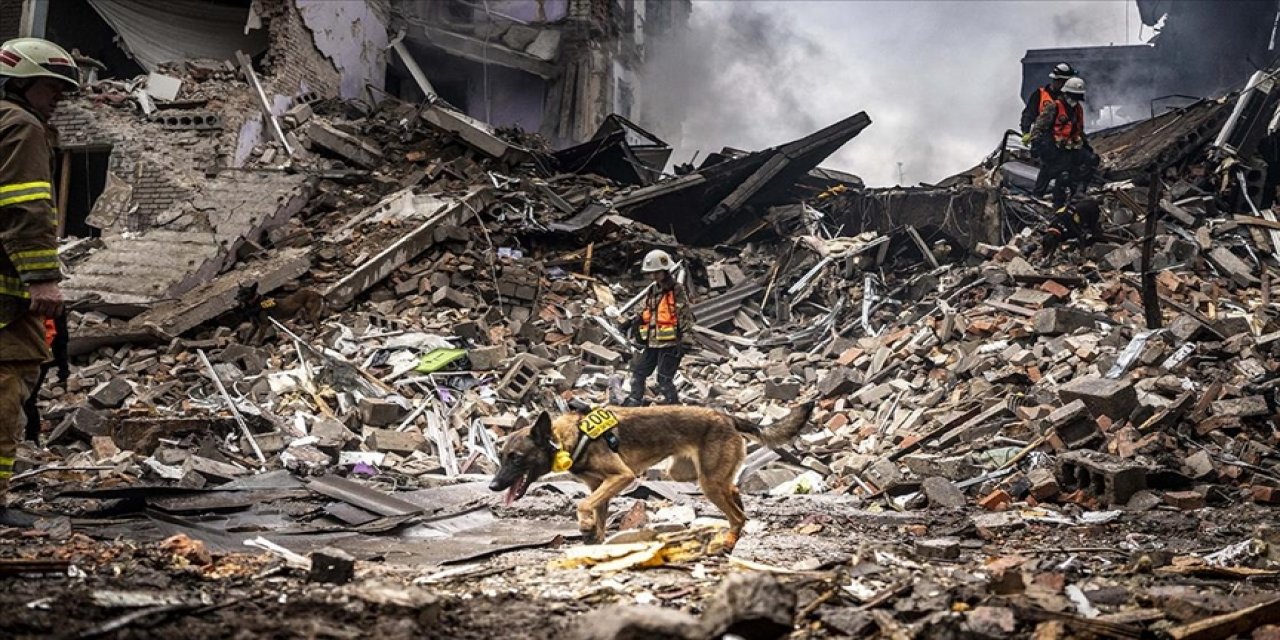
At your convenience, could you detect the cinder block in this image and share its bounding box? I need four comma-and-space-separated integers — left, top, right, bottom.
1056, 450, 1147, 506
497, 355, 541, 401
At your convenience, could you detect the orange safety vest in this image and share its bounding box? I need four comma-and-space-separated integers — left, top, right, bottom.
1037, 87, 1055, 114
1052, 98, 1085, 148
639, 289, 679, 343
43, 317, 56, 347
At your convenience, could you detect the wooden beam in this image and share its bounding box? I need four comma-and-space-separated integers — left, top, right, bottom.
1165, 597, 1280, 640
56, 151, 71, 238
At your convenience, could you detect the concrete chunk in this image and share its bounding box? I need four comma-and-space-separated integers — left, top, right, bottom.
1048, 399, 1101, 449
1058, 376, 1138, 421
921, 476, 967, 508
1207, 246, 1261, 287
1033, 307, 1095, 335
305, 122, 383, 168
89, 378, 133, 409
358, 398, 408, 427
468, 344, 508, 371
571, 605, 700, 640
764, 379, 802, 401
698, 573, 795, 640
914, 537, 961, 560
1211, 395, 1270, 418
1027, 467, 1059, 501
817, 367, 859, 398
366, 427, 426, 454
308, 547, 355, 584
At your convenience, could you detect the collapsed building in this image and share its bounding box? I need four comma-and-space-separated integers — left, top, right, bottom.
4, 0, 1280, 638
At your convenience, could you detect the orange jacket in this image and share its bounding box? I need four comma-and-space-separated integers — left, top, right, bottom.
640, 289, 679, 343
1052, 97, 1085, 148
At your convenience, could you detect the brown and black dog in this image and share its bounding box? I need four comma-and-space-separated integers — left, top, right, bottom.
489, 401, 814, 549
235, 282, 328, 344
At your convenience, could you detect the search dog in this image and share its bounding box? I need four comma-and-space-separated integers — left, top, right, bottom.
489, 401, 814, 550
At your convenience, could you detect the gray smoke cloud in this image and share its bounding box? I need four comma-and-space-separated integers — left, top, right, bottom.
640, 0, 1139, 187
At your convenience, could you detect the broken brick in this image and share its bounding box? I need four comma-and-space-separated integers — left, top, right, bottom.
978, 489, 1013, 511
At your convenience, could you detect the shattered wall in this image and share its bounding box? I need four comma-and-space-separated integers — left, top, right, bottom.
260, 0, 344, 99
51, 81, 314, 307
295, 0, 388, 100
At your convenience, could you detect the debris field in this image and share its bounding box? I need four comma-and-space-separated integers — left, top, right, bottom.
8, 3, 1280, 640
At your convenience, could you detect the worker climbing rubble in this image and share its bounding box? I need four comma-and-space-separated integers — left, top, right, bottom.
1019, 61, 1076, 145
1026, 75, 1100, 208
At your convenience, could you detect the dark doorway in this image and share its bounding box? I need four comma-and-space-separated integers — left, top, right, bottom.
44, 0, 145, 80
57, 148, 109, 239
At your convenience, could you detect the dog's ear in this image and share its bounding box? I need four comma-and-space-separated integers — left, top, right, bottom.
530, 412, 553, 447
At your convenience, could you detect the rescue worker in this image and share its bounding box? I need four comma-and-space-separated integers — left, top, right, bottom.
1027, 76, 1099, 208
622, 249, 695, 407
1020, 62, 1076, 141
0, 38, 78, 518
22, 313, 69, 443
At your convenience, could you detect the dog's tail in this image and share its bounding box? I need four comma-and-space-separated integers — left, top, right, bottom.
732, 400, 815, 449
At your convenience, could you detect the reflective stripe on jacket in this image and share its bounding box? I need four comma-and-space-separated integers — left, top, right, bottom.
0, 96, 60, 331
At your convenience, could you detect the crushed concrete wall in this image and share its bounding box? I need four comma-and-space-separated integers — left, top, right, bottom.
295, 0, 388, 100
260, 0, 343, 99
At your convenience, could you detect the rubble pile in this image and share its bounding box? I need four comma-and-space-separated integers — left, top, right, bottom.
9, 37, 1280, 640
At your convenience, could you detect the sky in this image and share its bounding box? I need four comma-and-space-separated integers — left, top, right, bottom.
640, 0, 1148, 187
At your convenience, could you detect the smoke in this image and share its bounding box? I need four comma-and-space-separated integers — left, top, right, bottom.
639, 3, 825, 161
640, 0, 1138, 187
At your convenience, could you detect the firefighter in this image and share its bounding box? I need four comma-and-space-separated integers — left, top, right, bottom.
1027, 76, 1099, 208
0, 38, 78, 520
622, 249, 695, 406
1020, 62, 1076, 144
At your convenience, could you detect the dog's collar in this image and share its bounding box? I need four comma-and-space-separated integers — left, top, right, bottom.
548, 433, 581, 473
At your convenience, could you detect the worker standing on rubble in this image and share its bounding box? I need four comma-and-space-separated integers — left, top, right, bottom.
1020, 62, 1076, 145
1027, 76, 1099, 208
0, 38, 78, 519
622, 249, 695, 406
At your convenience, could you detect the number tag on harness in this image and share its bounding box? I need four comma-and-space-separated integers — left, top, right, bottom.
578, 408, 619, 439
259, 299, 277, 310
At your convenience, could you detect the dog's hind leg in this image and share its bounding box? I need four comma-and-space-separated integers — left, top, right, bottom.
696, 442, 748, 551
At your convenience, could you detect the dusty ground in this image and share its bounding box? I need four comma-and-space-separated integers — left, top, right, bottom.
3, 488, 1278, 639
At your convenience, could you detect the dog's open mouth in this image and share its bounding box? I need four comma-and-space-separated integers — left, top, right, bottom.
504, 474, 529, 506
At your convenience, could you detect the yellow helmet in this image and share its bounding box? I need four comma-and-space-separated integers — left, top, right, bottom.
0, 38, 80, 89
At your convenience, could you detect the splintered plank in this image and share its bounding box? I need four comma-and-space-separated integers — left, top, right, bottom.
1165, 597, 1280, 640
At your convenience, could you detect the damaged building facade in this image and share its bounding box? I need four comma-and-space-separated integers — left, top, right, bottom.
0, 0, 688, 315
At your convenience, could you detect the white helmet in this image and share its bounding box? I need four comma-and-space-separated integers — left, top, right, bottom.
1062, 77, 1086, 97
641, 249, 675, 273
0, 38, 80, 89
